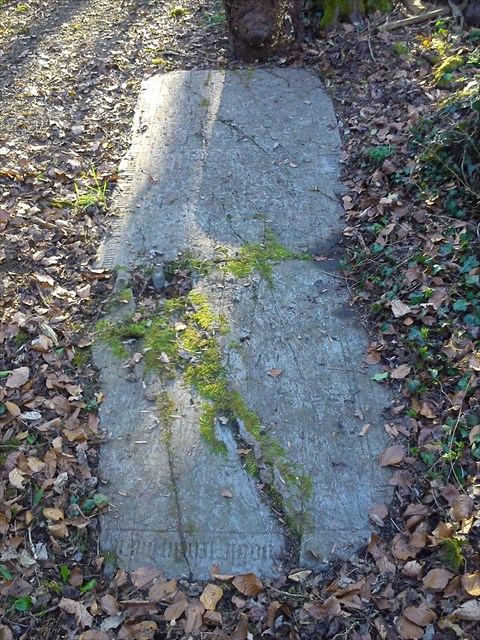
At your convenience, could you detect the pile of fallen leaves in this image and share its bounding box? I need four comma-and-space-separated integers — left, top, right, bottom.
1, 0, 480, 637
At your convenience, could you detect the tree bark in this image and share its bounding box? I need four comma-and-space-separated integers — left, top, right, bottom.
223, 0, 304, 62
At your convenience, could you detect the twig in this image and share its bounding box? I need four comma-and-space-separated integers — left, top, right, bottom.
378, 8, 448, 31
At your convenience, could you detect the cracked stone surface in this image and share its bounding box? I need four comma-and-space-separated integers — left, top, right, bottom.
95, 69, 392, 579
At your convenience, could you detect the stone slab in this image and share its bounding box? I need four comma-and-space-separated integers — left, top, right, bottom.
95, 69, 392, 578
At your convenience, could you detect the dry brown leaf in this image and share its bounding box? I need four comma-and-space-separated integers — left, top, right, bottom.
304, 596, 341, 620
203, 610, 222, 626
401, 561, 423, 578
184, 601, 205, 636
365, 349, 382, 365
453, 599, 480, 621
200, 583, 223, 611
100, 593, 119, 615
267, 368, 283, 378
8, 468, 26, 490
43, 508, 64, 521
390, 364, 411, 380
462, 572, 480, 597
232, 573, 263, 596
288, 570, 312, 582
267, 600, 282, 627
148, 578, 177, 603
419, 402, 435, 419
26, 456, 46, 474
391, 300, 412, 317
403, 604, 436, 627
422, 568, 453, 590
220, 489, 233, 498
48, 522, 69, 538
450, 495, 474, 522
369, 503, 388, 522
79, 632, 110, 640
68, 567, 84, 587
131, 567, 163, 589
231, 614, 249, 640
6, 367, 30, 389
379, 445, 405, 467
119, 621, 157, 640
0, 625, 13, 640
59, 598, 93, 628
0, 514, 9, 535
5, 401, 21, 417
76, 283, 91, 299
395, 615, 423, 639
164, 597, 188, 622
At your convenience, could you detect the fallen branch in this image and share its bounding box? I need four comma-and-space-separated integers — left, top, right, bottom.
378, 7, 449, 31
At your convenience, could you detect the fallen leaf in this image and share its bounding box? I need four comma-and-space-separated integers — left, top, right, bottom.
232, 573, 263, 596
379, 445, 405, 467
231, 614, 248, 640
453, 599, 480, 621
48, 522, 69, 538
100, 594, 119, 615
164, 595, 188, 622
76, 283, 91, 299
288, 570, 312, 582
148, 578, 177, 603
395, 615, 423, 639
419, 402, 435, 419
450, 495, 474, 522
391, 364, 411, 380
119, 620, 157, 639
304, 596, 341, 620
401, 561, 423, 578
359, 423, 371, 436
0, 626, 13, 640
462, 572, 480, 597
184, 601, 205, 635
69, 566, 83, 587
369, 503, 388, 526
131, 567, 163, 589
79, 632, 110, 640
391, 300, 412, 317
203, 610, 222, 626
6, 367, 29, 389
59, 598, 93, 628
43, 508, 64, 521
8, 468, 26, 490
5, 401, 21, 417
200, 583, 223, 611
422, 568, 453, 590
403, 604, 436, 627
267, 368, 283, 378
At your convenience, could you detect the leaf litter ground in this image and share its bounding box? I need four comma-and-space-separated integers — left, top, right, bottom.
0, 0, 479, 638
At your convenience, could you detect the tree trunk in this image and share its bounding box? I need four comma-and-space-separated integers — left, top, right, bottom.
223, 0, 304, 62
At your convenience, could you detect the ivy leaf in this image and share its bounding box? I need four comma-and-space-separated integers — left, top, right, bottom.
453, 299, 468, 311
13, 596, 32, 612
0, 566, 13, 580
80, 579, 97, 594
371, 372, 389, 382
93, 494, 109, 507
33, 487, 45, 506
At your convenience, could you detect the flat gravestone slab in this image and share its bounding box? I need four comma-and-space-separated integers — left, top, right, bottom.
95, 69, 392, 579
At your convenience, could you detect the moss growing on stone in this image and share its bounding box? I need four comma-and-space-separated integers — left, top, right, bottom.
223, 227, 296, 287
